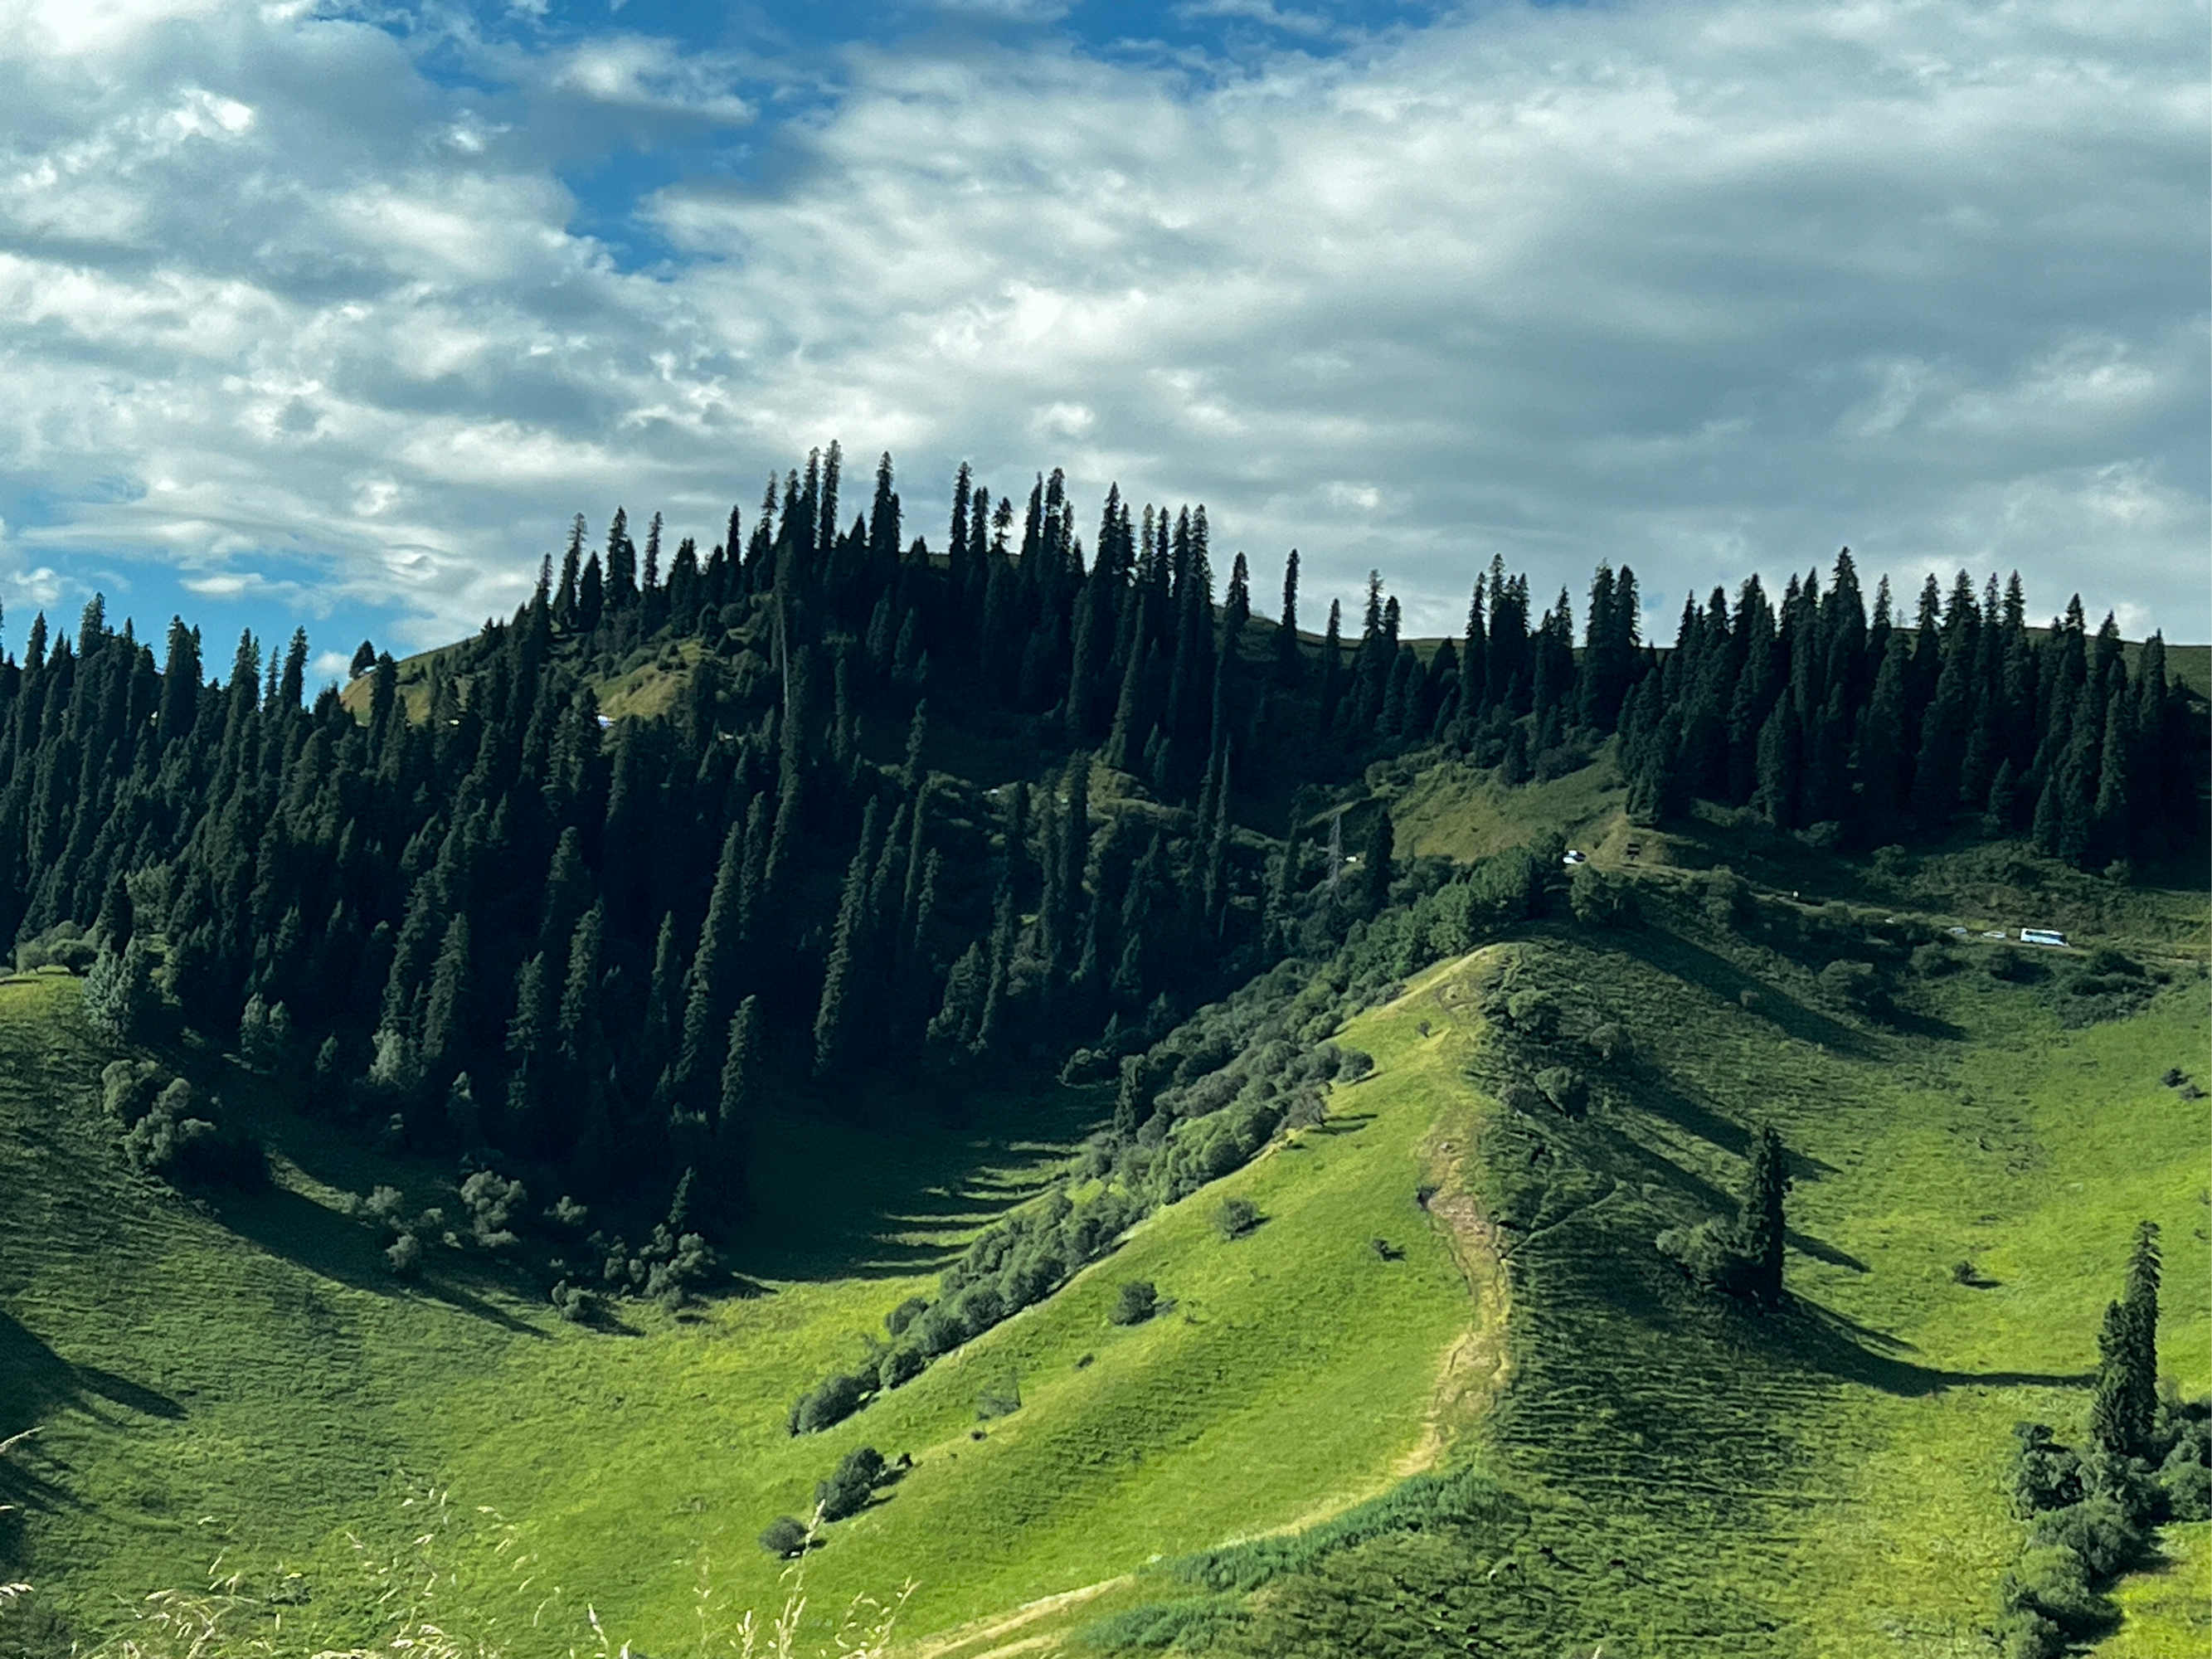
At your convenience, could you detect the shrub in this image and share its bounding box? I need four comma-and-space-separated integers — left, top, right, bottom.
1584, 1021, 1631, 1063
1502, 990, 1557, 1039
2026, 1496, 2140, 1579
1110, 1281, 1159, 1326
1568, 864, 1636, 927
1281, 1084, 1326, 1129
758, 1515, 809, 1559
885, 1295, 928, 1336
121, 1078, 265, 1190
1496, 1079, 1546, 1117
549, 1281, 592, 1322
15, 922, 96, 975
789, 1371, 866, 1435
950, 1282, 1005, 1339
2159, 1422, 2212, 1520
815, 1445, 887, 1521
1534, 1066, 1587, 1117
1701, 868, 1750, 928
1817, 959, 1884, 1013
1334, 1047, 1374, 1082
1213, 1196, 1260, 1240
912, 1302, 969, 1357
1655, 1220, 1750, 1298
1996, 1610, 2064, 1659
1998, 1544, 2110, 1637
879, 1345, 925, 1389
2008, 1423, 2082, 1515
384, 1233, 424, 1277
100, 1058, 163, 1126
459, 1170, 527, 1250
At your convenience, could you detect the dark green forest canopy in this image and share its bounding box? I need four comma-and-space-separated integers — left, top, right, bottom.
1, 445, 2202, 1222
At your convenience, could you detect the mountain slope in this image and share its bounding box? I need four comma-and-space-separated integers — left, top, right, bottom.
0, 957, 1505, 1653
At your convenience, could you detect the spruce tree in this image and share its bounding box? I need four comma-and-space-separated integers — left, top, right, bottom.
2091, 1221, 2164, 1460
606, 508, 637, 607
1274, 549, 1301, 683
421, 912, 472, 1074
2088, 1297, 2138, 1459
717, 995, 761, 1174
1359, 806, 1393, 916
1737, 1125, 1791, 1305
814, 800, 881, 1075
672, 822, 746, 1111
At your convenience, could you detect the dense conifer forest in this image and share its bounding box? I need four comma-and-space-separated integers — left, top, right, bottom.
0, 441, 2201, 1239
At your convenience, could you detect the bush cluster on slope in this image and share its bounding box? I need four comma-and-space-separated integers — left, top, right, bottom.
1996, 1223, 2210, 1657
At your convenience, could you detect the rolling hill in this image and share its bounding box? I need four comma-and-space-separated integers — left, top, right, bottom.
0, 765, 2204, 1657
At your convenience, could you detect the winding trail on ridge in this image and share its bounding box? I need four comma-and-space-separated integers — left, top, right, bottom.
903, 953, 1514, 1659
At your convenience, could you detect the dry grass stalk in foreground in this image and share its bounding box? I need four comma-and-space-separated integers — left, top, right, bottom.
14, 1492, 911, 1659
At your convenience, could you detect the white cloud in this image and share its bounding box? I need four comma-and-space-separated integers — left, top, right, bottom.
0, 0, 2202, 656
552, 38, 752, 124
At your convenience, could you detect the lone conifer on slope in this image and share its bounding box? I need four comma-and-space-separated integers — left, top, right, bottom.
2089, 1220, 2161, 1459
1737, 1125, 1791, 1306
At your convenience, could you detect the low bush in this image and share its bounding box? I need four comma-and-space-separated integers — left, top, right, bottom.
1654, 1219, 1749, 1297
120, 1077, 265, 1190
815, 1445, 887, 1521
2008, 1422, 2083, 1515
1534, 1066, 1587, 1117
2159, 1412, 2212, 1520
2025, 1496, 2140, 1581
1568, 864, 1636, 927
100, 1058, 163, 1126
13, 922, 96, 975
1213, 1196, 1260, 1240
459, 1170, 527, 1250
758, 1515, 809, 1559
1501, 990, 1558, 1039
1110, 1281, 1159, 1326
1816, 958, 1885, 1014
789, 1371, 865, 1435
1997, 1545, 2109, 1640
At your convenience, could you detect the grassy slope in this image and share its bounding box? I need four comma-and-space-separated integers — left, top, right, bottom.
0, 961, 1500, 1654
1186, 892, 2207, 1657
2, 727, 2204, 1659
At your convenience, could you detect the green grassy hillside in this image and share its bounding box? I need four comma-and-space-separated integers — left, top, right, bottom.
1, 820, 2205, 1657
0, 961, 1501, 1655
1174, 897, 2209, 1657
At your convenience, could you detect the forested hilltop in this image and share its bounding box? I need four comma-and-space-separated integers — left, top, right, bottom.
0, 443, 2201, 1230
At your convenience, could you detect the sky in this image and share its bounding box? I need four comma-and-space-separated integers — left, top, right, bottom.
0, 0, 2204, 686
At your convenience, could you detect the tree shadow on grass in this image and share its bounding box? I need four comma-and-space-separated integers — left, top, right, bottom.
74, 1365, 185, 1420
1609, 929, 1883, 1062
211, 1184, 547, 1338
1785, 1230, 1869, 1273
1308, 1111, 1378, 1137
1782, 1298, 2093, 1398
0, 1311, 182, 1537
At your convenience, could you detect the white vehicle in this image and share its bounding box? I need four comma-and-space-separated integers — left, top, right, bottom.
1981, 930, 2007, 941
1562, 849, 1587, 867
2020, 927, 2067, 948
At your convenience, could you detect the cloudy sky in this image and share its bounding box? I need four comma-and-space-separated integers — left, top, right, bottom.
0, 0, 2204, 681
